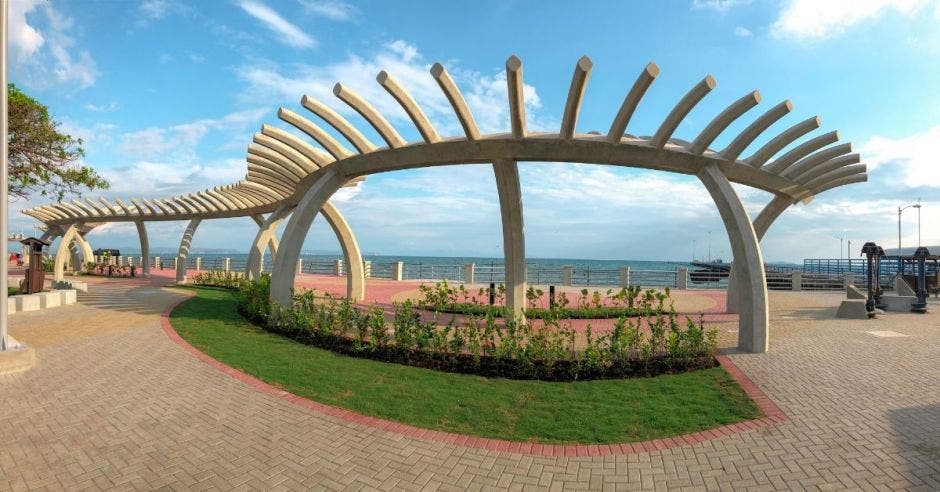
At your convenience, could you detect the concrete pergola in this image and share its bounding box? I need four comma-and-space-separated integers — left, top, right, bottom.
22, 56, 867, 354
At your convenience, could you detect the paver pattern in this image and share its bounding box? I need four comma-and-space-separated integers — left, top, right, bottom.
1, 276, 938, 491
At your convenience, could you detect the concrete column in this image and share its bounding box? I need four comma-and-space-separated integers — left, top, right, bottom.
296, 258, 303, 275
463, 263, 475, 284
333, 259, 344, 276
320, 201, 365, 300
619, 267, 630, 287
172, 257, 178, 272
154, 256, 161, 271
677, 268, 689, 290
727, 194, 792, 313
364, 260, 371, 278
135, 221, 150, 277
392, 261, 404, 281
175, 218, 201, 283
492, 158, 526, 320
223, 258, 231, 272
247, 206, 292, 280
697, 163, 769, 354
195, 257, 202, 271
562, 266, 573, 286
791, 272, 802, 291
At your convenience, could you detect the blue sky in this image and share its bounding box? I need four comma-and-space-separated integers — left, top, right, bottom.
7, 0, 940, 261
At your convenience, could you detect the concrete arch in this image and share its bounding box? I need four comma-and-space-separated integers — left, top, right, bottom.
53, 224, 81, 281
726, 194, 794, 313
493, 159, 526, 320
175, 219, 201, 283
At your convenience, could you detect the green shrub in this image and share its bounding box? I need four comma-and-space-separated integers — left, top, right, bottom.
230, 278, 719, 381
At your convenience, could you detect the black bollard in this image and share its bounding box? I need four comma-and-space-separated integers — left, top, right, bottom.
912, 247, 929, 313
549, 285, 555, 309
489, 282, 496, 306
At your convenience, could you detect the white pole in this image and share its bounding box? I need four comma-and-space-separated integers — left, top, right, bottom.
1, 0, 9, 351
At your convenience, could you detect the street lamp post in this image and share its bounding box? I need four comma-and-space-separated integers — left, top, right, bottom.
898, 202, 922, 272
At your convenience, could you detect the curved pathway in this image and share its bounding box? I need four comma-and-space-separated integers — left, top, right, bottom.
1, 277, 938, 490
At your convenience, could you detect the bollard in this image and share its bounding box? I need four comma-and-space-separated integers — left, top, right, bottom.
549, 285, 555, 309
619, 267, 630, 287
391, 261, 404, 281
195, 257, 201, 271
364, 260, 372, 278
334, 259, 344, 276
489, 282, 496, 306
296, 258, 303, 275
131, 265, 136, 278
463, 263, 475, 284
155, 256, 162, 271
223, 258, 231, 272
173, 257, 179, 271
791, 272, 802, 291
676, 268, 688, 290
562, 265, 573, 286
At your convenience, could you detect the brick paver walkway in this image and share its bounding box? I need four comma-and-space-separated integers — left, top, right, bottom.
1, 278, 938, 490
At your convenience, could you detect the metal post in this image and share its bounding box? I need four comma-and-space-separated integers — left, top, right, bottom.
549, 285, 555, 309
861, 242, 878, 317
912, 247, 929, 313
489, 282, 496, 306
1, 1, 9, 351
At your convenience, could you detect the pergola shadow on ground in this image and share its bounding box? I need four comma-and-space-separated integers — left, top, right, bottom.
23, 55, 868, 354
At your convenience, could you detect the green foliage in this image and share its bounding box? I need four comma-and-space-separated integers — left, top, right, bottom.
7, 84, 109, 200
172, 286, 760, 444
234, 278, 719, 381
190, 269, 245, 289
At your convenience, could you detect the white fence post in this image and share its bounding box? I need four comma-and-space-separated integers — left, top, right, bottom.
392, 261, 404, 281
334, 259, 344, 276
223, 258, 231, 272
296, 258, 303, 275
463, 263, 475, 284
562, 265, 573, 286
792, 272, 802, 291
676, 268, 688, 289
619, 267, 630, 287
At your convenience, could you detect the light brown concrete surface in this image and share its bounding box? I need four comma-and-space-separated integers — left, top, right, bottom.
1, 280, 938, 491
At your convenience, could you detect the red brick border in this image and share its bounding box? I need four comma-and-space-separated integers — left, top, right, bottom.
160, 294, 786, 456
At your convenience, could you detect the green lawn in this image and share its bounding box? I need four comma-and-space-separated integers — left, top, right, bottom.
170, 287, 760, 444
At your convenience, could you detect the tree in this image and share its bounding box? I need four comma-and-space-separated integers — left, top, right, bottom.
7, 83, 109, 200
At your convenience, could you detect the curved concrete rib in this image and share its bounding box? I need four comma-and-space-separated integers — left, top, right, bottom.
808, 174, 867, 196
782, 143, 852, 180
320, 201, 365, 302
136, 220, 150, 277
258, 128, 332, 170
250, 140, 310, 178
378, 71, 441, 143
794, 153, 860, 184
492, 159, 526, 320
650, 75, 716, 149
277, 108, 352, 160
763, 130, 839, 175
560, 56, 593, 140
801, 164, 866, 193
697, 163, 768, 353
247, 205, 292, 280
506, 56, 527, 139
745, 116, 820, 168
607, 62, 659, 143
689, 91, 761, 156
333, 83, 406, 149
301, 95, 376, 154
431, 63, 481, 140
720, 101, 793, 162
175, 218, 202, 283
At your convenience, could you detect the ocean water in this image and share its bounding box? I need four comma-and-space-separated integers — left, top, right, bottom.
156, 253, 704, 287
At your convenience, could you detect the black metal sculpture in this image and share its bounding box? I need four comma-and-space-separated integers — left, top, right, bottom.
912, 247, 930, 313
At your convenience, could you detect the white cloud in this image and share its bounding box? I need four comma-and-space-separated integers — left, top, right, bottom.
299, 0, 357, 21
692, 0, 751, 13
734, 26, 753, 37
9, 2, 100, 90
84, 102, 120, 112
237, 40, 553, 137
138, 0, 171, 20
861, 125, 940, 188
771, 0, 934, 40
117, 108, 268, 161
8, 0, 45, 61
238, 0, 316, 49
